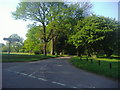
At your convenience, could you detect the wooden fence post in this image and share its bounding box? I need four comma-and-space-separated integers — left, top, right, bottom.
91, 59, 93, 63
109, 63, 112, 69
98, 60, 100, 66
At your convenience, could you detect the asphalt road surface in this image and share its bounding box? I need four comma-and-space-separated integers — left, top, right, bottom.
2, 57, 119, 88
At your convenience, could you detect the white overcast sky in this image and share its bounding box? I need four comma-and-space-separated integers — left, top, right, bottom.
0, 0, 119, 44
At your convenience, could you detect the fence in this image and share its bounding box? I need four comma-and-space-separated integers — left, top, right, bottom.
84, 58, 113, 70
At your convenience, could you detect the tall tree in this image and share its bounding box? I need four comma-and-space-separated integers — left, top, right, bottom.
47, 2, 93, 55
45, 2, 68, 55
12, 2, 49, 55
12, 2, 68, 55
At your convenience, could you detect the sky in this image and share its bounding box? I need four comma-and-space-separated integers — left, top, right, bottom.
0, 0, 119, 44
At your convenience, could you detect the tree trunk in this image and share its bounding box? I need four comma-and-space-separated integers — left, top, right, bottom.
42, 23, 47, 56
44, 42, 47, 56
51, 37, 55, 55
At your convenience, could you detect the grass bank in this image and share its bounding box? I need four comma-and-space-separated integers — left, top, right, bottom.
70, 56, 120, 81
2, 53, 60, 62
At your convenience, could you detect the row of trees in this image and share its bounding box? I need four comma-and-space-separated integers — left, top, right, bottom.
2, 1, 119, 57
23, 15, 119, 57
12, 1, 92, 56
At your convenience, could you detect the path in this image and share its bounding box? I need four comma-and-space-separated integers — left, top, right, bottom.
2, 57, 119, 88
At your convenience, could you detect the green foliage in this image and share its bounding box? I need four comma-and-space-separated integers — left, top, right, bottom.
12, 1, 118, 57
2, 34, 23, 53
12, 2, 49, 23
0, 43, 5, 51
12, 2, 93, 56
9, 34, 23, 52
69, 15, 118, 57
12, 2, 69, 56
24, 26, 43, 54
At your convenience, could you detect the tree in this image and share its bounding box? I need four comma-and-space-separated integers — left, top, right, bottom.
12, 1, 93, 56
47, 2, 93, 55
24, 26, 44, 54
70, 15, 118, 57
8, 34, 23, 52
0, 43, 5, 51
12, 2, 68, 56
12, 2, 49, 55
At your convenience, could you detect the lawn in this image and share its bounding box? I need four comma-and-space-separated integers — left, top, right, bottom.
2, 52, 59, 62
70, 56, 120, 81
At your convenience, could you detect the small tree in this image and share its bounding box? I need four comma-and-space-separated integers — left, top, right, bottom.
9, 34, 23, 52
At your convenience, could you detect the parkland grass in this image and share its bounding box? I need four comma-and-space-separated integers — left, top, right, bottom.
2, 52, 59, 62
70, 56, 120, 81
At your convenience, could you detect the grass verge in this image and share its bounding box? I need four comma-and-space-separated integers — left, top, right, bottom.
70, 56, 120, 81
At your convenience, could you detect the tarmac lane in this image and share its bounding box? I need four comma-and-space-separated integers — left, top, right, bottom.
0, 62, 2, 90
2, 57, 119, 88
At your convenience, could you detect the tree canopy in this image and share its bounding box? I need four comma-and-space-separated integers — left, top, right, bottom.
12, 1, 92, 56
11, 1, 119, 57
69, 15, 118, 57
23, 26, 44, 54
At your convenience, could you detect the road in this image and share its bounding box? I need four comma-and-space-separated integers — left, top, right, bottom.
2, 57, 119, 88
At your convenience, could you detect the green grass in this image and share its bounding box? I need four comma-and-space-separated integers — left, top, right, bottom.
96, 54, 120, 62
2, 53, 59, 62
70, 56, 120, 81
